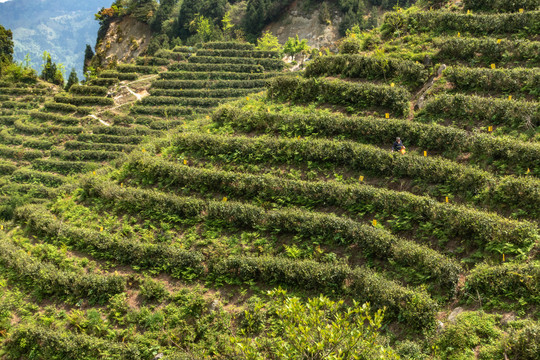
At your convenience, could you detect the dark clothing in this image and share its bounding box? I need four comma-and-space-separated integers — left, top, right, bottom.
393, 141, 404, 151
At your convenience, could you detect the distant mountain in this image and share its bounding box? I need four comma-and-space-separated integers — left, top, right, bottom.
0, 0, 112, 77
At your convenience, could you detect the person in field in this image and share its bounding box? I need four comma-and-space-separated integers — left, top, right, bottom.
392, 137, 406, 154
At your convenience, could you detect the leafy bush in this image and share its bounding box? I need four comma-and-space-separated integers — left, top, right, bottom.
130, 105, 195, 116
54, 95, 114, 107
196, 48, 280, 58
188, 55, 285, 70
116, 64, 159, 74
168, 62, 265, 73
153, 79, 266, 89
267, 76, 411, 116
423, 93, 540, 128
463, 0, 540, 12
69, 85, 108, 96
159, 71, 277, 80
149, 88, 262, 98
43, 102, 92, 115
141, 95, 233, 107
203, 41, 254, 50
305, 54, 428, 88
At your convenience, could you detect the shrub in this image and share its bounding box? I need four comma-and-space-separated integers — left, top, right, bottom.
267, 76, 411, 116
54, 95, 114, 107
188, 55, 285, 70
203, 41, 255, 50
168, 62, 265, 73
463, 0, 540, 12
69, 85, 108, 96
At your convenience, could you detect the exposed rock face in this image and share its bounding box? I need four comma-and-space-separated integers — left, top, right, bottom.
264, 0, 340, 50
95, 16, 152, 67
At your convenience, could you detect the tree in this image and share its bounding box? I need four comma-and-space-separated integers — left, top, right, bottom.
177, 0, 227, 39
83, 44, 94, 75
283, 35, 311, 57
256, 31, 281, 52
65, 68, 79, 91
0, 25, 14, 77
231, 290, 399, 359
151, 0, 179, 33
40, 51, 64, 86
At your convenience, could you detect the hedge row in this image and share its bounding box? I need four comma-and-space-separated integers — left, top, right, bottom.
423, 93, 540, 128
116, 64, 159, 74
99, 71, 139, 81
159, 71, 278, 80
141, 96, 233, 107
22, 138, 53, 150
11, 168, 66, 187
466, 262, 540, 303
0, 183, 57, 199
213, 105, 540, 171
168, 62, 265, 73
202, 42, 255, 50
4, 325, 143, 360
13, 119, 83, 135
195, 49, 280, 59
0, 160, 17, 175
305, 54, 428, 88
54, 95, 114, 107
51, 149, 124, 161
89, 78, 118, 87
135, 56, 170, 66
91, 125, 158, 136
0, 115, 16, 125
82, 177, 460, 289
126, 153, 538, 251
384, 10, 540, 36
32, 159, 100, 175
130, 105, 195, 116
0, 233, 125, 303
152, 79, 266, 89
188, 55, 285, 70
0, 144, 44, 160
210, 255, 437, 329
172, 45, 194, 53
0, 87, 47, 95
64, 140, 136, 152
77, 133, 145, 144
267, 76, 411, 116
170, 133, 540, 217
149, 88, 263, 98
29, 110, 81, 125
434, 37, 540, 64
15, 204, 205, 279
0, 100, 39, 109
43, 102, 92, 115
154, 48, 187, 61
463, 0, 540, 12
444, 66, 540, 96
69, 85, 108, 96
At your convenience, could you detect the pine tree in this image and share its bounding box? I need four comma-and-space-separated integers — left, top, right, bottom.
83, 44, 94, 74
65, 68, 79, 91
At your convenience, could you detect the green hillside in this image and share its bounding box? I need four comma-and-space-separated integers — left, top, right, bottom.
1, 1, 540, 359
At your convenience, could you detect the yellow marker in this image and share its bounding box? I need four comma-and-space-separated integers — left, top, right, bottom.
491, 64, 496, 69
519, 8, 524, 12
424, 151, 427, 157
430, 6, 432, 10
445, 196, 449, 203
93, 171, 96, 175
246, 97, 249, 101
488, 126, 493, 132
319, 52, 322, 56
390, 83, 395, 87
372, 219, 377, 226
183, 122, 186, 126
100, 226, 103, 232
503, 254, 505, 262
207, 129, 210, 133
526, 168, 531, 174
222, 197, 227, 202
183, 159, 187, 165
142, 148, 146, 153
206, 115, 210, 120
457, 32, 460, 37
508, 95, 512, 100
359, 175, 364, 182
467, 9, 471, 14
385, 113, 390, 119
297, 135, 301, 140
120, 183, 123, 187
0, 225, 3, 230
497, 39, 502, 44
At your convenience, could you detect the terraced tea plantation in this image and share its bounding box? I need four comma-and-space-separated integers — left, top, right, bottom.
1, 4, 540, 360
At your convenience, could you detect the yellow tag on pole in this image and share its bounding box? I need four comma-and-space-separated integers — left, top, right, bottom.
206, 115, 210, 120
445, 196, 449, 203
359, 176, 364, 182
502, 254, 505, 262
0, 225, 3, 230
372, 219, 377, 226
457, 32, 460, 37
390, 83, 395, 87
423, 151, 427, 157
385, 113, 390, 119
142, 148, 146, 153
526, 168, 531, 174
497, 39, 502, 44
508, 95, 512, 100
519, 8, 524, 12
319, 52, 322, 56
93, 171, 96, 175
100, 226, 103, 232
488, 126, 493, 132
246, 97, 249, 101
120, 183, 123, 187
491, 64, 496, 69
467, 9, 470, 14
222, 197, 227, 202
183, 159, 187, 165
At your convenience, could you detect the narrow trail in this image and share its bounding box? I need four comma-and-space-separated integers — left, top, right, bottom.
88, 114, 110, 126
